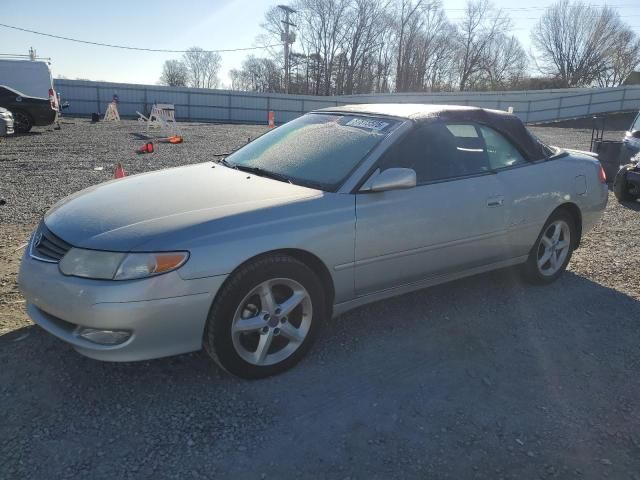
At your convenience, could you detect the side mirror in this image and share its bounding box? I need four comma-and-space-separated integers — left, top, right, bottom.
361, 168, 417, 193
631, 130, 640, 139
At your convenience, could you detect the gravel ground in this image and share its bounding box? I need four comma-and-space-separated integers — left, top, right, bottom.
1, 118, 639, 479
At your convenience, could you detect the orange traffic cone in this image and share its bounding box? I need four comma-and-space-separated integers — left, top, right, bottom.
114, 163, 126, 179
135, 142, 154, 154
157, 135, 183, 144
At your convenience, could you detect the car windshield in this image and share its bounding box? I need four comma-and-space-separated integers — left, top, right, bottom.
223, 113, 398, 191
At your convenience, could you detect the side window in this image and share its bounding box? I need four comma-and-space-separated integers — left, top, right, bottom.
377, 122, 491, 184
376, 126, 429, 181
479, 125, 527, 170
632, 113, 640, 132
444, 124, 491, 176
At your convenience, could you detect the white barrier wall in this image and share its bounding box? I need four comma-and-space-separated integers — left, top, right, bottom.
54, 79, 640, 124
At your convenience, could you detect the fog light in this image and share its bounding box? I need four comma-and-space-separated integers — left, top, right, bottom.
78, 328, 131, 345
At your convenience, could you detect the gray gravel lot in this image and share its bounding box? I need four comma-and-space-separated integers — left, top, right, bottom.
1, 118, 639, 479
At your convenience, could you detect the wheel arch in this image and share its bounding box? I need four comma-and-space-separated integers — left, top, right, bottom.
214, 248, 336, 315
11, 109, 34, 131
275, 248, 335, 311
553, 202, 583, 248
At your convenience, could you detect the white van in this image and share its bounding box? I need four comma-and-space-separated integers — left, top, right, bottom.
0, 59, 57, 108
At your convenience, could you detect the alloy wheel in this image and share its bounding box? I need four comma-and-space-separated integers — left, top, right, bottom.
536, 220, 571, 276
231, 278, 312, 366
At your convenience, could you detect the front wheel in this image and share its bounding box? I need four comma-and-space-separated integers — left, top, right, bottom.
204, 255, 326, 379
12, 110, 33, 133
522, 210, 575, 284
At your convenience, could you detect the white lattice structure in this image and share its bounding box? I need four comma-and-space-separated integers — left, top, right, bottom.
104, 102, 120, 121
141, 103, 178, 134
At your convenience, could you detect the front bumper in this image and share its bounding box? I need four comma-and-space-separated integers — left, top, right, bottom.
18, 252, 227, 361
33, 107, 58, 127
0, 117, 13, 135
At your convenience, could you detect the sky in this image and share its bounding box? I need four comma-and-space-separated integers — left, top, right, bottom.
1, 0, 639, 88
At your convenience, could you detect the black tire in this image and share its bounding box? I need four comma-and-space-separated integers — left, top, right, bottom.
204, 255, 326, 379
613, 165, 636, 202
522, 209, 576, 285
12, 110, 33, 133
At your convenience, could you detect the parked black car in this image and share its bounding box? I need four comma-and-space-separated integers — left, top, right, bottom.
0, 85, 57, 133
613, 111, 640, 202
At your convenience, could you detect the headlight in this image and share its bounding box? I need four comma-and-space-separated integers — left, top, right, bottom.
114, 252, 189, 280
59, 248, 189, 280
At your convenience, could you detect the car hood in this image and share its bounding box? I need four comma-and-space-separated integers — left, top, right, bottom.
45, 162, 321, 251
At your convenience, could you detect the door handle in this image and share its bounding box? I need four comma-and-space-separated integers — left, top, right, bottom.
487, 195, 504, 207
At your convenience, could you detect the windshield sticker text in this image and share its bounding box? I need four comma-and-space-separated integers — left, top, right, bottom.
345, 118, 390, 132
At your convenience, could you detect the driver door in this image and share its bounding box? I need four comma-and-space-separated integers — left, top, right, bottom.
354, 122, 508, 296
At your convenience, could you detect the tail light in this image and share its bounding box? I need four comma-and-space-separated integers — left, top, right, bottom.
48, 88, 57, 109
598, 164, 607, 184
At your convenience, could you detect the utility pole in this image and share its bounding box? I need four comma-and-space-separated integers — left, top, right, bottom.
278, 4, 297, 94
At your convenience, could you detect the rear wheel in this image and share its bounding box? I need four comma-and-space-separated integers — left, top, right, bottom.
522, 210, 575, 284
204, 255, 326, 379
613, 165, 637, 202
12, 110, 33, 133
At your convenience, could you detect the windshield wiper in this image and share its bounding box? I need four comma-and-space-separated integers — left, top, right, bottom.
296, 179, 326, 191
232, 165, 293, 184
216, 161, 325, 190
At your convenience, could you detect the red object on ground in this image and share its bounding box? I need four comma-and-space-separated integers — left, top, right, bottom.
157, 135, 183, 144
268, 111, 275, 128
114, 163, 126, 179
135, 142, 154, 154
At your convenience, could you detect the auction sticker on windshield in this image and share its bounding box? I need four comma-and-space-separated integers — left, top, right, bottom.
345, 117, 390, 132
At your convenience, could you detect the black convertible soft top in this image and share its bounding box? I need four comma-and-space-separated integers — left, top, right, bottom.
319, 103, 547, 161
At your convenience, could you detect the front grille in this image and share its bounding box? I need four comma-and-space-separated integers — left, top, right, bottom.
30, 223, 72, 263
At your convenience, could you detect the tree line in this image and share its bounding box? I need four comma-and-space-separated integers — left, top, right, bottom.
160, 47, 222, 89
160, 0, 640, 94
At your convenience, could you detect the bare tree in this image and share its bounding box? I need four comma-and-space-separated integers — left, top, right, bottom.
248, 0, 456, 94
455, 0, 511, 91
297, 0, 351, 95
482, 34, 528, 89
230, 56, 283, 92
231, 0, 595, 95
395, 2, 457, 92
341, 0, 389, 94
394, 0, 425, 91
373, 13, 396, 93
256, 6, 288, 75
229, 69, 246, 91
159, 59, 189, 87
531, 0, 636, 87
182, 47, 222, 89
596, 28, 640, 87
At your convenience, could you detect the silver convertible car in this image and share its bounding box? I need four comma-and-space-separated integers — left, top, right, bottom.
19, 104, 608, 378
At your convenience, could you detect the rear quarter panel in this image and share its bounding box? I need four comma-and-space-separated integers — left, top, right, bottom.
566, 152, 609, 233
497, 152, 607, 258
